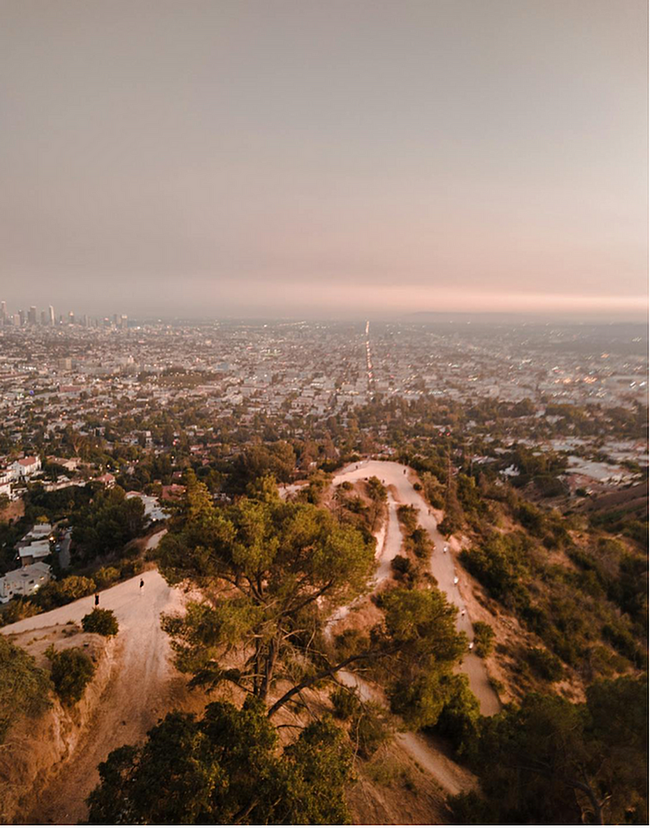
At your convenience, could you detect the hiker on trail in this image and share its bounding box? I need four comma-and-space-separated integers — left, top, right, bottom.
140, 578, 144, 591
461, 608, 466, 617
94, 593, 100, 607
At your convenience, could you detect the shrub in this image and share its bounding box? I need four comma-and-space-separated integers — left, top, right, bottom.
602, 621, 646, 667
365, 476, 387, 502
119, 558, 144, 578
366, 757, 415, 789
391, 555, 414, 578
0, 597, 39, 626
353, 705, 390, 759
473, 621, 495, 658
460, 533, 529, 606
0, 637, 52, 742
330, 686, 362, 720
409, 527, 432, 559
94, 566, 120, 589
397, 505, 418, 532
35, 575, 96, 610
46, 646, 95, 705
432, 674, 481, 755
526, 647, 564, 682
82, 608, 119, 637
420, 471, 444, 508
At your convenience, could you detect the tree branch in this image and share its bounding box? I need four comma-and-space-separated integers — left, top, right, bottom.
267, 647, 392, 718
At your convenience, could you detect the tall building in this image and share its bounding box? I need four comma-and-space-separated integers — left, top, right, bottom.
28, 306, 37, 326
40, 310, 47, 326
19, 309, 26, 326
68, 311, 75, 325
0, 300, 6, 323
48, 305, 55, 326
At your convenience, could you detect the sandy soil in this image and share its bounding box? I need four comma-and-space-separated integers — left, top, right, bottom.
349, 738, 455, 824
2, 531, 198, 824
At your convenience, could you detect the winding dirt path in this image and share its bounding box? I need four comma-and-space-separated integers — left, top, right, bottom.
2, 532, 188, 823
333, 460, 501, 716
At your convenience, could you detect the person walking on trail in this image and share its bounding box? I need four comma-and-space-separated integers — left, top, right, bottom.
139, 578, 144, 591
94, 593, 100, 607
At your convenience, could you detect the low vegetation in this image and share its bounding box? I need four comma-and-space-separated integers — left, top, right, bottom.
472, 621, 495, 658
0, 636, 52, 742
452, 674, 648, 825
46, 646, 96, 706
81, 608, 119, 637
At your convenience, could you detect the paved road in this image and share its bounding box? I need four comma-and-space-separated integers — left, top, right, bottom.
57, 529, 71, 570
3, 530, 183, 823
333, 460, 501, 716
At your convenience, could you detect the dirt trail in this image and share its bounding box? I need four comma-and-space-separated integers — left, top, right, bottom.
333, 460, 501, 716
325, 491, 397, 633
3, 532, 188, 824
337, 667, 475, 795
325, 460, 499, 797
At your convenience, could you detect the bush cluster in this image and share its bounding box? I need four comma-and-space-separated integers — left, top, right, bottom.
0, 637, 52, 742
82, 608, 119, 637
46, 646, 96, 705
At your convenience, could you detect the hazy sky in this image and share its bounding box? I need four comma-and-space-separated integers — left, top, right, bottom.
0, 0, 647, 319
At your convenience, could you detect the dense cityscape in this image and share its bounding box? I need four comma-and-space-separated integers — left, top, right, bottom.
1, 306, 646, 504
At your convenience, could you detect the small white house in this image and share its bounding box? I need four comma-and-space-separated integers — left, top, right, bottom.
18, 539, 51, 566
24, 523, 52, 540
11, 456, 42, 480
0, 562, 52, 603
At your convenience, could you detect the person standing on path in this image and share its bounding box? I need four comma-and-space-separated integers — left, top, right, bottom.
94, 593, 100, 607
139, 578, 144, 591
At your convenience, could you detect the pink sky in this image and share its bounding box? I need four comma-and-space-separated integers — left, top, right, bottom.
0, 0, 647, 319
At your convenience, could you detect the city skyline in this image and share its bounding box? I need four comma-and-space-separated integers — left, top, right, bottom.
1, 295, 647, 325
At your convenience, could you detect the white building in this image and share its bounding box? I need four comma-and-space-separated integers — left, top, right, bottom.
23, 522, 53, 541
11, 456, 41, 479
18, 539, 51, 566
0, 562, 52, 604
